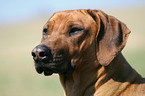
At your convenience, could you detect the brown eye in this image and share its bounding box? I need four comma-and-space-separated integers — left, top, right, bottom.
69, 27, 83, 36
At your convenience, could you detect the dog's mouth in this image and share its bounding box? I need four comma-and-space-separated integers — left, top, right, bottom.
34, 54, 75, 76
35, 66, 53, 76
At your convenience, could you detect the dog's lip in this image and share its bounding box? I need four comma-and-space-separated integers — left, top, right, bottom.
35, 61, 66, 76
35, 66, 53, 76
43, 71, 53, 76
37, 69, 53, 76
34, 58, 75, 76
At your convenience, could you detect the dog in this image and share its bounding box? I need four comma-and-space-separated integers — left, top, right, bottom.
31, 9, 145, 96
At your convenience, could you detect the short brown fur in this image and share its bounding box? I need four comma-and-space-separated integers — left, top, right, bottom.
34, 9, 145, 96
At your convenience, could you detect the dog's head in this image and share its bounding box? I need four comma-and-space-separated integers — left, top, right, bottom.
31, 9, 130, 76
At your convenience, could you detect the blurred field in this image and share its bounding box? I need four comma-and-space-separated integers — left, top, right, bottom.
0, 7, 145, 96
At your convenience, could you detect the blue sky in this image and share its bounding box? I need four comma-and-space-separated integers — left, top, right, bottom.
0, 0, 145, 24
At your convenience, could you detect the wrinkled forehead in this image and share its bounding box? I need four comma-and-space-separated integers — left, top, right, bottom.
47, 10, 91, 26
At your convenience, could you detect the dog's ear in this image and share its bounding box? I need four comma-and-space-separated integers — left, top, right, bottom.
87, 9, 131, 66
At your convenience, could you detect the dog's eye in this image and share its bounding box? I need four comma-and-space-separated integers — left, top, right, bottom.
69, 27, 83, 36
43, 28, 48, 33
43, 28, 48, 35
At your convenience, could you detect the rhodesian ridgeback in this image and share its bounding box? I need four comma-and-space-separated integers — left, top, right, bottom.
31, 9, 145, 96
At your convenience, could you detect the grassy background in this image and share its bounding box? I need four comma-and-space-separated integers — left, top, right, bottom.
0, 7, 145, 96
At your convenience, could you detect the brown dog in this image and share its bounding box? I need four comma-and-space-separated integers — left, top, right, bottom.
31, 9, 145, 96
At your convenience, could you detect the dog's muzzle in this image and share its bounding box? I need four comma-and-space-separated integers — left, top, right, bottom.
31, 45, 75, 76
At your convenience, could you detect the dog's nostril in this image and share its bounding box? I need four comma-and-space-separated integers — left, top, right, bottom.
32, 52, 36, 57
39, 52, 46, 57
32, 45, 52, 62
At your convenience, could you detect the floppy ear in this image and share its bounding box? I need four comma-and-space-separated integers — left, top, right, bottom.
87, 9, 131, 66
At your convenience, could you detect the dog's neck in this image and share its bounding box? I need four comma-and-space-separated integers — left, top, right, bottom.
59, 53, 143, 96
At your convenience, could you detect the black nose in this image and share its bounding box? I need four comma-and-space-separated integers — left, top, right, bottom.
31, 45, 52, 63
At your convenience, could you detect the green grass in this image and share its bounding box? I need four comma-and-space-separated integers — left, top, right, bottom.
123, 51, 145, 77
0, 7, 145, 96
0, 19, 64, 96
